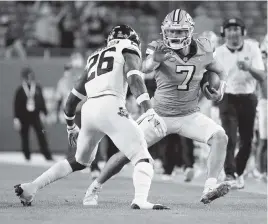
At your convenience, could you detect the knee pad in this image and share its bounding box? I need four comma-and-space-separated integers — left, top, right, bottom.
67, 156, 86, 171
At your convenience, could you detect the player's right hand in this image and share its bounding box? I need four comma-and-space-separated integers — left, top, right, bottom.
13, 118, 21, 131
137, 109, 167, 138
152, 44, 174, 63
67, 124, 79, 148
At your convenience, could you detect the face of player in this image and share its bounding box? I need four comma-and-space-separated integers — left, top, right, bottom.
166, 29, 189, 40
225, 25, 243, 47
163, 28, 192, 50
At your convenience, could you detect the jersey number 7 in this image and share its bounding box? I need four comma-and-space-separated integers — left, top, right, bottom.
86, 47, 116, 81
176, 65, 196, 91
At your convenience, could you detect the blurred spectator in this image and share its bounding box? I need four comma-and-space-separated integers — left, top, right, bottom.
32, 1, 68, 56
3, 18, 26, 59
81, 4, 111, 50
215, 18, 265, 189
193, 5, 215, 34
160, 135, 195, 182
58, 5, 76, 49
256, 35, 267, 181
13, 66, 52, 161
56, 64, 77, 123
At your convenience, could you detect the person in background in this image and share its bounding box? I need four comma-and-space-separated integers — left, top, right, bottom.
256, 35, 267, 182
193, 6, 215, 34
4, 17, 26, 59
215, 18, 265, 189
13, 67, 53, 161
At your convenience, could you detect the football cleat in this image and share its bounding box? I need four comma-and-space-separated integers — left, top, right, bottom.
200, 182, 231, 204
83, 185, 102, 206
14, 184, 35, 206
131, 201, 170, 210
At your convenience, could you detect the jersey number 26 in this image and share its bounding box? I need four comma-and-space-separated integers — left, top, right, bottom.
86, 47, 116, 81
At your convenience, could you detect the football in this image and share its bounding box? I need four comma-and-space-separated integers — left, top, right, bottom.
200, 71, 221, 93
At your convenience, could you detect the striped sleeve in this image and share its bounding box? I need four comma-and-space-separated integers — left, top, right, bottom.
120, 39, 141, 58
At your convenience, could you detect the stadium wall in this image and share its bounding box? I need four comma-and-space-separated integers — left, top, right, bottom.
0, 58, 71, 153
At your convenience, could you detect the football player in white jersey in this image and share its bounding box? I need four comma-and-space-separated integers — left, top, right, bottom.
84, 9, 231, 205
14, 25, 169, 210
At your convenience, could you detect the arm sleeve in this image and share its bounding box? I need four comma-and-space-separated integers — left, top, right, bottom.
121, 39, 142, 59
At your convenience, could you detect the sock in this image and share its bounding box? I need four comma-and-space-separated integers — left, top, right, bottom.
132, 162, 154, 204
32, 159, 73, 191
204, 178, 217, 189
92, 179, 102, 189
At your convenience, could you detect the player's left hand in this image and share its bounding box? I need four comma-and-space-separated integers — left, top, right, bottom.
67, 124, 80, 148
237, 60, 251, 71
137, 109, 167, 137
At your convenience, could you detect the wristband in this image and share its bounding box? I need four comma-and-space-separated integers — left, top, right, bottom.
64, 113, 75, 121
136, 93, 150, 105
126, 70, 143, 79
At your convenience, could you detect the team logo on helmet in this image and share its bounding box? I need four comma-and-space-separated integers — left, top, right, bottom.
185, 13, 194, 26
107, 25, 141, 49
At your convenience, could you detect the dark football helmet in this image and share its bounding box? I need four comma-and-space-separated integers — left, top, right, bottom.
107, 24, 141, 48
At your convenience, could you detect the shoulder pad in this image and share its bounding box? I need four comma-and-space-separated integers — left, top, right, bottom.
196, 37, 213, 53
118, 39, 141, 58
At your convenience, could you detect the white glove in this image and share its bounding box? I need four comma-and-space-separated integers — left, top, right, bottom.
136, 109, 167, 138
13, 118, 21, 131
67, 124, 80, 148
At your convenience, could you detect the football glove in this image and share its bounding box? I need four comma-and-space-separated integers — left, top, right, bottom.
67, 124, 79, 148
136, 109, 167, 138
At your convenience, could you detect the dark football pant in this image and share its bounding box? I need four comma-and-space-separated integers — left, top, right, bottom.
161, 134, 194, 175
20, 114, 52, 160
219, 93, 257, 177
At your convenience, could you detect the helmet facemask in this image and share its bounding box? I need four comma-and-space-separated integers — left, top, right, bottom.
161, 25, 194, 50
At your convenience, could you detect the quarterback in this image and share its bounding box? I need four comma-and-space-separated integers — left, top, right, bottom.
84, 9, 231, 205
14, 25, 168, 210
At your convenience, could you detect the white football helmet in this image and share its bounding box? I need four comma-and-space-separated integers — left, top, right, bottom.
161, 9, 195, 50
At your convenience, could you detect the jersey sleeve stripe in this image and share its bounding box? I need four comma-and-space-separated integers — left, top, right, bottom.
122, 48, 141, 58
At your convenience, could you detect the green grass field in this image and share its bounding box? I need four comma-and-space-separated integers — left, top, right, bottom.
0, 160, 267, 224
